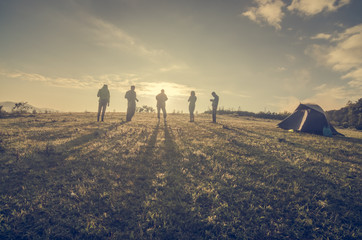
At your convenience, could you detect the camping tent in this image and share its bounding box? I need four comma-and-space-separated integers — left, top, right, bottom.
278, 103, 342, 136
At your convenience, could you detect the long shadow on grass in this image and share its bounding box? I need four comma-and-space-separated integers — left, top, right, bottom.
191, 122, 361, 239
135, 122, 211, 239
0, 121, 138, 239
59, 122, 123, 151
224, 124, 362, 166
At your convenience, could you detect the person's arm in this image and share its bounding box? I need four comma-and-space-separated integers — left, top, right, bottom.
97, 90, 100, 97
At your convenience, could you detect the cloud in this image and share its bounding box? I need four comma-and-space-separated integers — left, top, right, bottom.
306, 24, 362, 89
313, 84, 327, 90
241, 0, 285, 30
221, 90, 250, 98
272, 83, 358, 112
302, 85, 359, 110
83, 15, 167, 58
269, 96, 300, 112
242, 0, 351, 29
159, 64, 189, 73
0, 68, 196, 100
285, 54, 296, 62
342, 68, 362, 88
310, 33, 331, 40
0, 69, 136, 90
287, 0, 351, 16
282, 68, 311, 92
276, 66, 287, 72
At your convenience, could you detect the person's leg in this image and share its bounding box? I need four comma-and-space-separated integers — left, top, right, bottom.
126, 106, 131, 121
190, 105, 195, 122
97, 102, 102, 122
129, 103, 136, 121
101, 103, 107, 121
157, 106, 161, 119
162, 106, 167, 119
212, 107, 216, 122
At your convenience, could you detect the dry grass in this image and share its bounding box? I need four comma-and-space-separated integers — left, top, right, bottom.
0, 113, 361, 239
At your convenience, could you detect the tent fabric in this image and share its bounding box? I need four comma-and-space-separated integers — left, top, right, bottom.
278, 103, 343, 136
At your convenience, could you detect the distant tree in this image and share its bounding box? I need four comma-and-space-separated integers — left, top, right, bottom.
136, 105, 155, 113
32, 109, 37, 114
0, 105, 2, 113
204, 108, 290, 120
326, 98, 362, 130
12, 102, 30, 113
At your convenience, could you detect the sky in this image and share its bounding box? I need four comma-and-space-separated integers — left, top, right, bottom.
0, 0, 361, 113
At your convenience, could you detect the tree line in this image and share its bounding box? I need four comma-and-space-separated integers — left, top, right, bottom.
2, 99, 362, 130
326, 98, 362, 130
204, 108, 290, 120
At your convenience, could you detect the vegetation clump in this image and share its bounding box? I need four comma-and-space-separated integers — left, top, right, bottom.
327, 98, 362, 130
205, 108, 290, 120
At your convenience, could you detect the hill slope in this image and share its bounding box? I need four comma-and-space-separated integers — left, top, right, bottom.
0, 113, 360, 239
0, 101, 57, 113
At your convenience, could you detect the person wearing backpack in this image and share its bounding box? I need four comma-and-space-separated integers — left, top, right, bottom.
97, 84, 110, 122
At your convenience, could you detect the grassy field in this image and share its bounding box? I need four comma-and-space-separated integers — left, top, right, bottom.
0, 112, 361, 239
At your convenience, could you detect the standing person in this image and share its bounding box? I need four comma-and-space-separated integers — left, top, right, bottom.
156, 89, 168, 122
97, 84, 110, 122
188, 91, 197, 122
210, 91, 219, 123
125, 85, 139, 122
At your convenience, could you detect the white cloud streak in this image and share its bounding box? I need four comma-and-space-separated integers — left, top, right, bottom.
0, 69, 194, 98
0, 69, 136, 90
85, 16, 167, 58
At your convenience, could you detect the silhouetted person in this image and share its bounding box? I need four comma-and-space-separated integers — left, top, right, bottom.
210, 92, 219, 123
125, 85, 139, 122
156, 89, 168, 121
188, 91, 197, 122
97, 84, 110, 122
